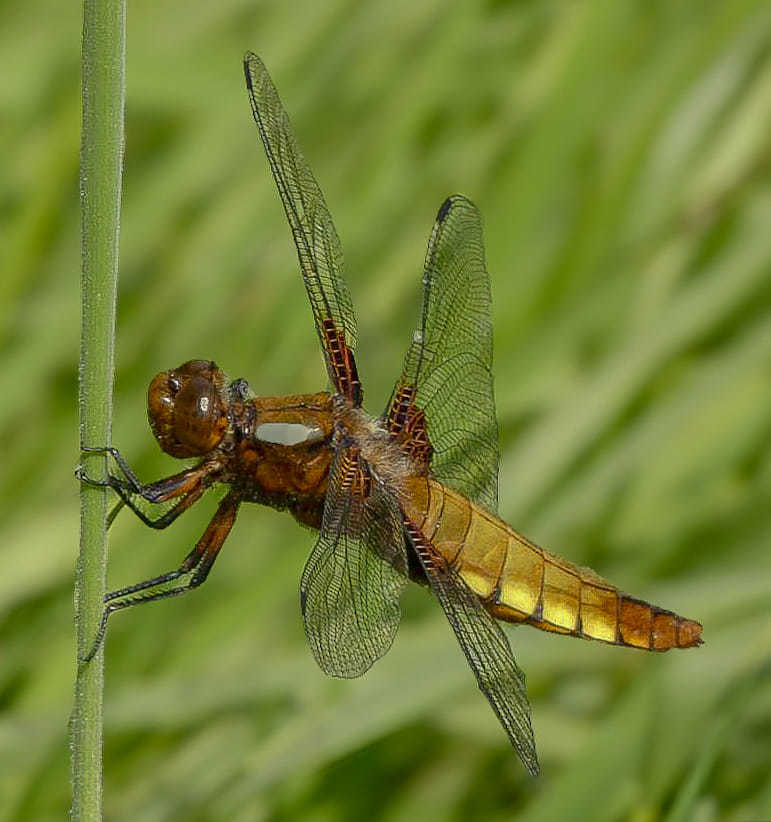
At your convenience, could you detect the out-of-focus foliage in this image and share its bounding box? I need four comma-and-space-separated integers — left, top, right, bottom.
1, 1, 770, 819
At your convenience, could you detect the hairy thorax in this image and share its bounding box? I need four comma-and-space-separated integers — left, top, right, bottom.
335, 404, 424, 495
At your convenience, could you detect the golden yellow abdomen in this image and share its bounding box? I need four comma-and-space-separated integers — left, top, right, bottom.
401, 477, 702, 651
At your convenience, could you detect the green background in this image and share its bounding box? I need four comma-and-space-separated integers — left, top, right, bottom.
2, 1, 770, 819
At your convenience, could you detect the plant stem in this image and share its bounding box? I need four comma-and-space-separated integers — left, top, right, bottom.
72, 0, 125, 817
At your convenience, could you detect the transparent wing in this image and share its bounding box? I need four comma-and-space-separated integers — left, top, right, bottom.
386, 195, 498, 511
244, 52, 362, 405
300, 444, 408, 678
406, 521, 539, 775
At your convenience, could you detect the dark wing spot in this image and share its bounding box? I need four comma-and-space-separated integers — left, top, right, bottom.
436, 196, 454, 222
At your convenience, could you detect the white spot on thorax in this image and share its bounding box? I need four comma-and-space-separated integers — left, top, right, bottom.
255, 422, 324, 446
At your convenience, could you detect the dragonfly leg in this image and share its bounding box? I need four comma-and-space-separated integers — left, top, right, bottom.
80, 492, 240, 664
79, 446, 146, 493
77, 446, 218, 529
105, 479, 208, 530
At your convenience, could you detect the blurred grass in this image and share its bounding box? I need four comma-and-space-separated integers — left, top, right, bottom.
1, 1, 770, 820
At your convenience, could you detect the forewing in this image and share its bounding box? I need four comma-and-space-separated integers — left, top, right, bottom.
386, 195, 498, 511
244, 53, 361, 405
300, 445, 408, 678
405, 520, 539, 775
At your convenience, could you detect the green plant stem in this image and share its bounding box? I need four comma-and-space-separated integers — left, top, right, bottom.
72, 0, 125, 818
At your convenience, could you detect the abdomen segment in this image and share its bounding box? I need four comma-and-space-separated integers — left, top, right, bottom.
401, 478, 702, 651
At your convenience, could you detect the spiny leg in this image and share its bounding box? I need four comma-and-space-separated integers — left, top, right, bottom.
80, 492, 240, 664
78, 446, 217, 529
79, 446, 147, 493
105, 479, 208, 530
79, 445, 210, 502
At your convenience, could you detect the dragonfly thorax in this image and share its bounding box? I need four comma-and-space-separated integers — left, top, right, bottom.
337, 405, 418, 491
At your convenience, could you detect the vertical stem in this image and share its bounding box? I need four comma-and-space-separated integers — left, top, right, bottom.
72, 0, 125, 818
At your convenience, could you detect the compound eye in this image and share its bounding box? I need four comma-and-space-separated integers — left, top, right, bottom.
147, 361, 228, 458
171, 377, 227, 456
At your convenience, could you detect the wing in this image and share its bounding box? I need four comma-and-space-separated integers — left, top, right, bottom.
404, 519, 539, 775
300, 442, 408, 678
244, 53, 362, 406
386, 195, 498, 511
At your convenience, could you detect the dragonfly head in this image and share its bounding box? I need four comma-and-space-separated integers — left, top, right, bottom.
148, 360, 229, 458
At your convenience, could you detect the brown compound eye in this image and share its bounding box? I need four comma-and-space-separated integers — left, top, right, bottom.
147, 360, 228, 457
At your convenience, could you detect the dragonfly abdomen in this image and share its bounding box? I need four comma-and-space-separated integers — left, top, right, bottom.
402, 478, 702, 651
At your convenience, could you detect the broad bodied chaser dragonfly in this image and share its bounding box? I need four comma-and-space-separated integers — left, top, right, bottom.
79, 53, 703, 776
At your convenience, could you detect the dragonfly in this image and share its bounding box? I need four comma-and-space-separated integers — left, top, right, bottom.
79, 52, 703, 776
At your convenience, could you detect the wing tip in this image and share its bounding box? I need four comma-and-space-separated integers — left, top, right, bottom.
243, 53, 254, 89
243, 51, 264, 90
436, 196, 455, 222
435, 193, 478, 224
